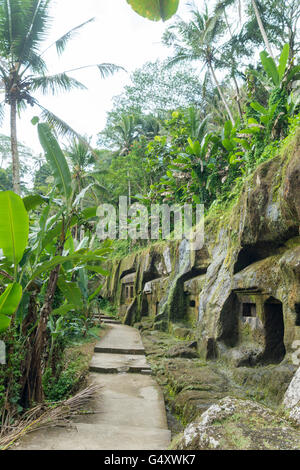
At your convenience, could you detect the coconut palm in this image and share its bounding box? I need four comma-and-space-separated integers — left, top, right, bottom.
113, 114, 140, 156
215, 0, 275, 59
163, 4, 235, 125
0, 0, 124, 194
65, 137, 95, 193
65, 137, 109, 209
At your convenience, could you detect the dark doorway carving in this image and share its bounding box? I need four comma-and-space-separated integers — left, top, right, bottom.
295, 304, 300, 327
262, 297, 285, 364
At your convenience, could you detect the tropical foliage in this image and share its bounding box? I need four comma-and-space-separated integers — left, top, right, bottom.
0, 0, 123, 194
0, 0, 299, 437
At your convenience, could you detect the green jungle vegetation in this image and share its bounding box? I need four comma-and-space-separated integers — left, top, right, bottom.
0, 0, 299, 436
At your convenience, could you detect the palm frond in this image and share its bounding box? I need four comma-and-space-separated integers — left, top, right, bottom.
96, 63, 126, 79
16, 0, 51, 70
22, 49, 48, 74
36, 103, 85, 142
0, 61, 9, 86
31, 72, 87, 95
0, 100, 6, 126
214, 0, 236, 16
196, 114, 210, 142
165, 53, 197, 69
36, 104, 98, 160
63, 63, 125, 79
54, 18, 95, 56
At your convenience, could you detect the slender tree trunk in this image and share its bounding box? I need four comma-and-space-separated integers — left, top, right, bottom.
10, 99, 21, 195
223, 10, 243, 122
79, 179, 85, 242
20, 291, 40, 407
208, 63, 235, 125
128, 171, 131, 206
232, 75, 243, 121
26, 263, 62, 403
251, 0, 275, 60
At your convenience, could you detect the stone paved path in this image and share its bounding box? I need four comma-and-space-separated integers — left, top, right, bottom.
16, 316, 171, 450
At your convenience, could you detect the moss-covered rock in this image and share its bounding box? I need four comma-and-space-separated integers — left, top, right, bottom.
172, 397, 300, 450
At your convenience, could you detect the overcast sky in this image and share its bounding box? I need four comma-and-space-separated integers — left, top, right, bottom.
1, 0, 191, 154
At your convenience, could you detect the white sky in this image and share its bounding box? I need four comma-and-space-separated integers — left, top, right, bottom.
1, 0, 191, 154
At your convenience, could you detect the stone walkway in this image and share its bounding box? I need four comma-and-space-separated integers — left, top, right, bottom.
16, 316, 171, 450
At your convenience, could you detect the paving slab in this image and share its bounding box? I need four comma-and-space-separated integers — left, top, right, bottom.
90, 352, 151, 373
101, 319, 122, 325
94, 323, 145, 354
75, 373, 168, 429
15, 423, 171, 450
14, 324, 170, 450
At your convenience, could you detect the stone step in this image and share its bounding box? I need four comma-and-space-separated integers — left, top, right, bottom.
92, 317, 122, 325
15, 422, 171, 450
101, 319, 122, 325
95, 323, 145, 352
94, 345, 145, 355
89, 352, 151, 374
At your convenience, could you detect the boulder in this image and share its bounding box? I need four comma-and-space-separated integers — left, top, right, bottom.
283, 366, 300, 425
283, 366, 300, 409
166, 342, 198, 359
172, 397, 300, 450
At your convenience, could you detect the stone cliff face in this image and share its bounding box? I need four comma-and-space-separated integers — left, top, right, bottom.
102, 129, 300, 367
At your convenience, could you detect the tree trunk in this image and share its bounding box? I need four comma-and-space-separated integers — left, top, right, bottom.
10, 99, 21, 195
251, 0, 275, 60
128, 171, 131, 206
25, 263, 62, 403
232, 75, 243, 122
208, 64, 235, 125
20, 291, 39, 407
223, 9, 243, 122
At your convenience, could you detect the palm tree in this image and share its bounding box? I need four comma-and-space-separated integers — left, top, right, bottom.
215, 0, 275, 59
137, 114, 160, 141
163, 4, 235, 125
113, 114, 140, 156
65, 137, 95, 192
0, 0, 123, 194
250, 0, 275, 59
65, 137, 108, 213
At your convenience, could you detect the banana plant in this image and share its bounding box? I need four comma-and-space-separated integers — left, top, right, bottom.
259, 44, 299, 90
249, 102, 279, 128
0, 191, 29, 332
221, 120, 252, 166
0, 123, 112, 403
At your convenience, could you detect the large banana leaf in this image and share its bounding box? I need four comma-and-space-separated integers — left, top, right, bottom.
23, 194, 49, 212
0, 191, 29, 266
57, 276, 83, 308
41, 206, 98, 250
51, 303, 78, 316
0, 283, 22, 315
0, 282, 23, 332
88, 283, 103, 303
260, 51, 279, 86
31, 252, 108, 280
127, 0, 179, 21
85, 265, 110, 276
250, 102, 268, 115
38, 123, 72, 202
0, 315, 11, 333
278, 44, 289, 82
